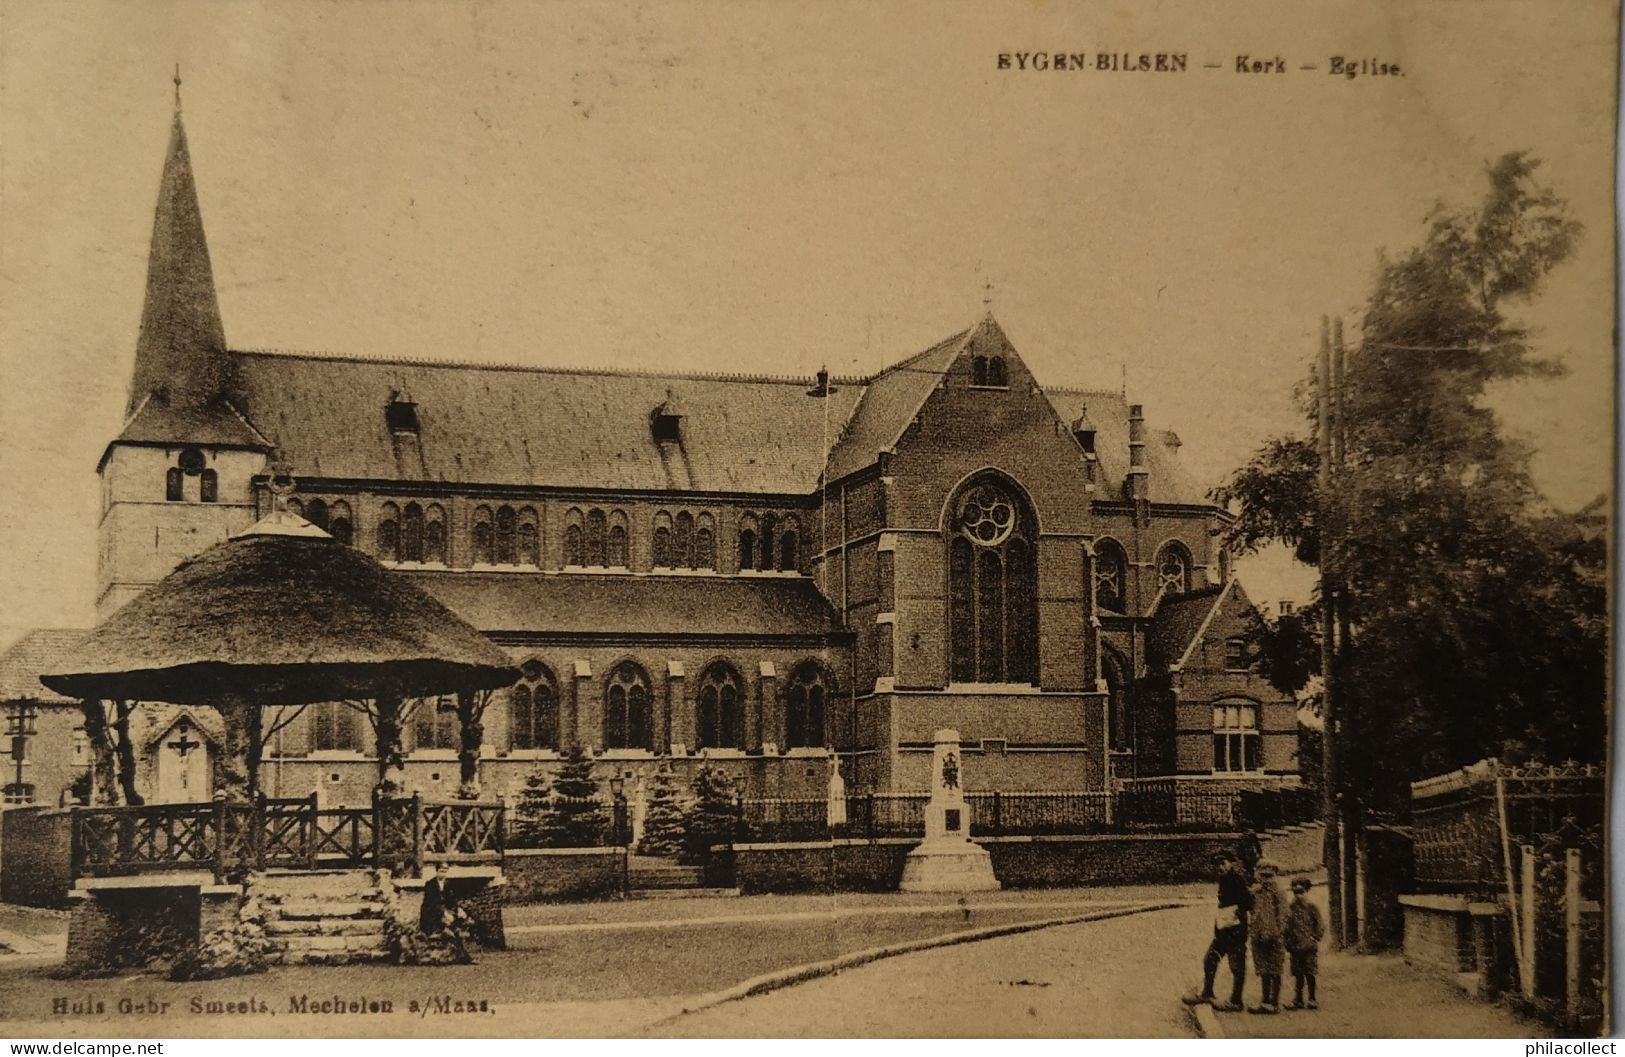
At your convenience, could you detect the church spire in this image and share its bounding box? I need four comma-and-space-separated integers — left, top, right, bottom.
126, 84, 227, 416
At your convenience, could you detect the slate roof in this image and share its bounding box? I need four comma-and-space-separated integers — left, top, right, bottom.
1042, 388, 1209, 506
0, 629, 88, 705
397, 570, 844, 638
1144, 583, 1229, 670
230, 351, 864, 494
823, 328, 969, 484
110, 395, 272, 455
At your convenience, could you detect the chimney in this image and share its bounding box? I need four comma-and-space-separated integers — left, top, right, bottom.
1127, 403, 1149, 502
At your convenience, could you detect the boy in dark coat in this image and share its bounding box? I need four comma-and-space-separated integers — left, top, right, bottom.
1182, 849, 1253, 1011
1285, 877, 1324, 1009
1248, 860, 1286, 1013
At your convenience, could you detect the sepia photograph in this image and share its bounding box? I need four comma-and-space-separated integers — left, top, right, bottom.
0, 0, 1614, 1042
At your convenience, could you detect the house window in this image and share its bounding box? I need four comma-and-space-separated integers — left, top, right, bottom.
377, 502, 400, 562
738, 529, 756, 572
199, 469, 218, 503
1213, 702, 1261, 773
604, 662, 653, 750
1156, 542, 1192, 595
696, 662, 744, 750
510, 661, 558, 751
2, 783, 34, 806
785, 662, 831, 749
947, 477, 1038, 683
1094, 539, 1128, 614
414, 696, 461, 751
311, 701, 360, 753
329, 501, 354, 546
424, 504, 447, 563
1224, 638, 1248, 672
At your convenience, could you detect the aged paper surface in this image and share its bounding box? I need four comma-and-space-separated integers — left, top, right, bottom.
0, 0, 1614, 1041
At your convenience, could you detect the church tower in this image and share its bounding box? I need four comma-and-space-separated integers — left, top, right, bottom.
96, 82, 271, 619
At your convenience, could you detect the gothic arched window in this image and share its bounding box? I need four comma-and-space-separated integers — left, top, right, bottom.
947, 476, 1038, 684
785, 661, 831, 749
328, 501, 354, 546
696, 513, 717, 571
1103, 646, 1131, 753
779, 529, 799, 573
306, 498, 330, 532
564, 508, 585, 567
199, 469, 218, 503
377, 502, 400, 562
493, 505, 516, 564
674, 511, 694, 569
1094, 539, 1128, 614
510, 660, 558, 751
1156, 542, 1193, 595
472, 506, 494, 565
516, 507, 539, 567
972, 355, 989, 386
400, 502, 425, 562
758, 514, 777, 572
165, 467, 184, 502
586, 509, 608, 567
424, 504, 447, 564
604, 661, 653, 750
986, 356, 1008, 387
608, 511, 629, 567
696, 662, 744, 750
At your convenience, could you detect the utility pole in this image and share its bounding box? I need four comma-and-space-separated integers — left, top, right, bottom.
1318, 315, 1345, 948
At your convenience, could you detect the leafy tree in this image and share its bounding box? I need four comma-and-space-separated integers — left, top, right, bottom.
1215, 152, 1604, 812
682, 765, 741, 865
511, 748, 609, 848
635, 762, 692, 859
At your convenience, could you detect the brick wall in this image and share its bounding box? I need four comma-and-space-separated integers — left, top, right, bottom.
503, 848, 625, 903
0, 807, 72, 907
722, 832, 1255, 894
1400, 896, 1476, 976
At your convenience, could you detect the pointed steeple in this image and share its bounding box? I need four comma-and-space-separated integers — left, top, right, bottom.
126, 85, 228, 416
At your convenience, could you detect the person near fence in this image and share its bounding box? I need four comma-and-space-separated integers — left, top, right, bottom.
1285, 877, 1323, 1010
1237, 829, 1263, 882
1248, 859, 1286, 1014
418, 862, 472, 963
1183, 849, 1252, 1011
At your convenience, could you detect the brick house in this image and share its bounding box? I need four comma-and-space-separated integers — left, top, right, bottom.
59, 103, 1298, 804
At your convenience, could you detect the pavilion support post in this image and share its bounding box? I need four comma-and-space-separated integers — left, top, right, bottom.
111, 700, 144, 806
216, 700, 255, 804
375, 696, 408, 798
81, 700, 121, 806
456, 689, 485, 800
244, 705, 266, 800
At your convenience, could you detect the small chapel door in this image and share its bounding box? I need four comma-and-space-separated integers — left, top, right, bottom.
154, 719, 213, 803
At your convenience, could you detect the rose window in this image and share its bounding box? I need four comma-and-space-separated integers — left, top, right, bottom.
956, 484, 1017, 546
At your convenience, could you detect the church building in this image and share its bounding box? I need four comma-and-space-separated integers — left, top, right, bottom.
79, 101, 1299, 806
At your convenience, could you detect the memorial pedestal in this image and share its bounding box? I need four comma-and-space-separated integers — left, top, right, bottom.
898, 728, 1001, 893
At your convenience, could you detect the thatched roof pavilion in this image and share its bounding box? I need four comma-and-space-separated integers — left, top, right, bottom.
42, 512, 517, 706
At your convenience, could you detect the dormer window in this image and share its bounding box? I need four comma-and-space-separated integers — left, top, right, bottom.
651, 390, 684, 443
386, 391, 419, 434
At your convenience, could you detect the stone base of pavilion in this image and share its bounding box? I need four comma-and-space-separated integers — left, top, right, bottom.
65, 866, 507, 972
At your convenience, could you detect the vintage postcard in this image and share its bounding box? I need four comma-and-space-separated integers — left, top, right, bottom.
0, 0, 1613, 1041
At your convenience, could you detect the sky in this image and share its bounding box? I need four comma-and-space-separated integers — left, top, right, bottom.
0, 0, 1615, 645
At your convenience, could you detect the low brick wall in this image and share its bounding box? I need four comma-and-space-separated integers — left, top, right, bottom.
1399, 894, 1476, 977
718, 833, 1252, 894
503, 847, 626, 903
1, 807, 73, 907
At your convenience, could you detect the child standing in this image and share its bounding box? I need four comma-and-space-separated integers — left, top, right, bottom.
1182, 849, 1253, 1012
1248, 860, 1286, 1013
1285, 877, 1324, 1009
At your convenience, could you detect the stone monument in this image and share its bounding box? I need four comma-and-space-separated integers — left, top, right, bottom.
899, 728, 1000, 892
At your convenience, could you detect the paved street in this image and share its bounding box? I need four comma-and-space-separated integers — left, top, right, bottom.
0, 881, 1545, 1038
